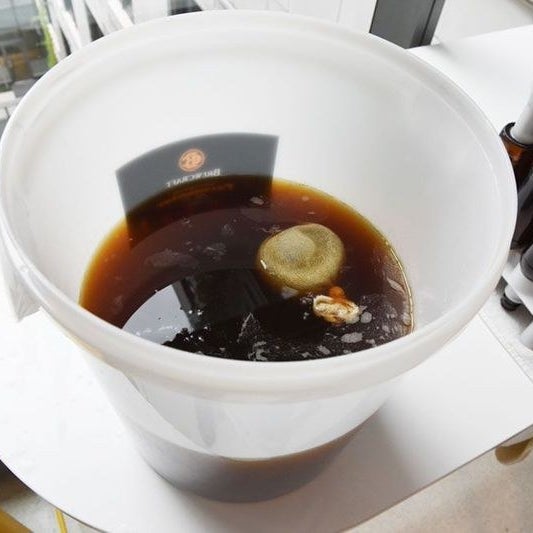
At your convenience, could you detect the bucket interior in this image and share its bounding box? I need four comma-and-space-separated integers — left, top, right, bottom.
2, 18, 505, 331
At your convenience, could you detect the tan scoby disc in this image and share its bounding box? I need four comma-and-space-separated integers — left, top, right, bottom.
257, 223, 344, 292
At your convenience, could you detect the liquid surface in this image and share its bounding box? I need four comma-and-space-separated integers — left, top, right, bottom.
80, 176, 413, 361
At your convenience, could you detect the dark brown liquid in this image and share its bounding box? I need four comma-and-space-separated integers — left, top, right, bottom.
129, 417, 362, 502
80, 176, 413, 361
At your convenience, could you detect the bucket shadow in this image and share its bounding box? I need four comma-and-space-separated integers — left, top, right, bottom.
169, 410, 419, 533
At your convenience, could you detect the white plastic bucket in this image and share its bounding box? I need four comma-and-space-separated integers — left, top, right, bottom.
0, 11, 515, 501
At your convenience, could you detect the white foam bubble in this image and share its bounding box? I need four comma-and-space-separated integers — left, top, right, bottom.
360, 311, 373, 323
341, 332, 363, 343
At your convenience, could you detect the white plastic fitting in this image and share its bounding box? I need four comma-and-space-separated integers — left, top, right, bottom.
511, 87, 533, 145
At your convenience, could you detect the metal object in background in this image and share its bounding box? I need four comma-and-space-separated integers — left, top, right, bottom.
370, 0, 446, 47
501, 243, 533, 350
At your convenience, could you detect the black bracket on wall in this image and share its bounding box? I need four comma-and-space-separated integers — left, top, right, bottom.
370, 0, 447, 48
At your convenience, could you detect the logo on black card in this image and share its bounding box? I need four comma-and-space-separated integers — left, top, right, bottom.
178, 148, 205, 172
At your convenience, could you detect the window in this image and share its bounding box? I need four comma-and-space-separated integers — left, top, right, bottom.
0, 0, 51, 89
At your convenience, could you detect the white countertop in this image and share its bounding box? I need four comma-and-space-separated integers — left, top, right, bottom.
414, 24, 533, 129
1, 24, 533, 532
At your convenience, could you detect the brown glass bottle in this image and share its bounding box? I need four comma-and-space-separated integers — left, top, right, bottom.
500, 123, 533, 190
512, 166, 533, 250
